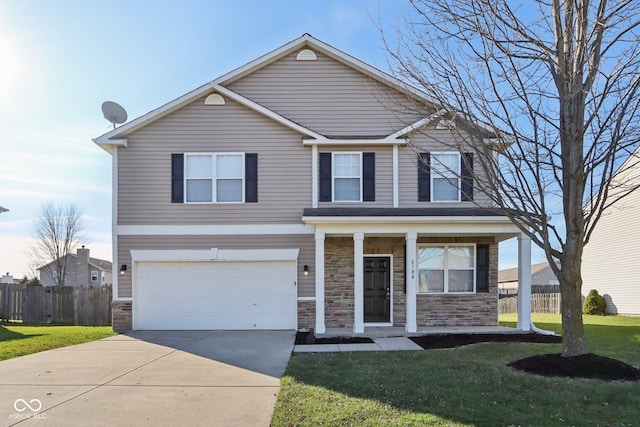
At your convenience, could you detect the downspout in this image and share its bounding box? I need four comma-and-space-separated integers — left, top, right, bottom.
530, 321, 558, 336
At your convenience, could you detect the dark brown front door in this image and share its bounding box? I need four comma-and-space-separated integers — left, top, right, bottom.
364, 257, 391, 323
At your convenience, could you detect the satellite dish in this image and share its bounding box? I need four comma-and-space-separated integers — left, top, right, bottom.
101, 101, 128, 129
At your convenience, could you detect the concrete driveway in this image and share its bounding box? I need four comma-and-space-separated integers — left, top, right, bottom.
0, 330, 295, 426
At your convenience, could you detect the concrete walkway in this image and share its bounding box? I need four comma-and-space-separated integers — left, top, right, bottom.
294, 337, 423, 353
0, 330, 294, 427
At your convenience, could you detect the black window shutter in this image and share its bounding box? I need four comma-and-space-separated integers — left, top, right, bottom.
363, 152, 375, 201
319, 152, 332, 202
476, 244, 490, 293
418, 152, 431, 202
171, 153, 184, 203
245, 153, 258, 203
461, 152, 474, 201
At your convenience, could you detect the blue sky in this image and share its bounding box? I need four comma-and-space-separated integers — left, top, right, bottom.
0, 0, 543, 278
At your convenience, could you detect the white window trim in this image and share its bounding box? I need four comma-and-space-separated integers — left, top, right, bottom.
417, 243, 476, 294
184, 152, 245, 204
431, 151, 461, 202
332, 152, 362, 202
91, 270, 99, 282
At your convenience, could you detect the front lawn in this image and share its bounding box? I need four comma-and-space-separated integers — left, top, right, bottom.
0, 324, 116, 361
272, 315, 640, 426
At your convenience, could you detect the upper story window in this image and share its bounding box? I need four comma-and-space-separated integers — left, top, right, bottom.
184, 153, 244, 203
431, 152, 460, 201
91, 271, 99, 282
172, 153, 258, 204
333, 153, 362, 201
319, 151, 375, 203
418, 152, 473, 202
418, 244, 475, 293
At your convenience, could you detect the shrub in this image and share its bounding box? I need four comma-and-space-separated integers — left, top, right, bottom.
583, 289, 606, 315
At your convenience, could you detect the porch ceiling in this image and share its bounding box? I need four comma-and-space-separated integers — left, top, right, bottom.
303, 208, 521, 242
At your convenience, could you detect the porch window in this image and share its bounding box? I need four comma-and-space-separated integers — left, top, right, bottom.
418, 244, 475, 293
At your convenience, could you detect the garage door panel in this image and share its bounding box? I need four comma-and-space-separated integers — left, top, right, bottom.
134, 261, 297, 330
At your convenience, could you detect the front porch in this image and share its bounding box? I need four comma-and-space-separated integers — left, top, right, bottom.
303, 208, 536, 335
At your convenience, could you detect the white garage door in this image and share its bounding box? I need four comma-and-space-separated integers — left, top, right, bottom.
134, 260, 297, 330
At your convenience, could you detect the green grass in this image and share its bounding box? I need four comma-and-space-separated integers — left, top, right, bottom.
0, 323, 117, 361
272, 315, 640, 426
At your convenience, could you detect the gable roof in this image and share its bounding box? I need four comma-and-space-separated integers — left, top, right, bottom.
498, 262, 552, 283
37, 253, 112, 272
93, 34, 440, 152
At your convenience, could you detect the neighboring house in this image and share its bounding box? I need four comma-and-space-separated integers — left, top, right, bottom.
582, 146, 640, 315
498, 262, 559, 289
38, 246, 113, 287
94, 34, 535, 332
1, 273, 18, 284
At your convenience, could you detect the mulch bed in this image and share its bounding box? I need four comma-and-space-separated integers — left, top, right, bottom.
409, 333, 562, 349
295, 331, 374, 345
507, 353, 640, 381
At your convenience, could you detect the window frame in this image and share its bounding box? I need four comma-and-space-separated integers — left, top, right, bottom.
417, 243, 476, 294
430, 152, 461, 202
91, 270, 99, 282
183, 152, 245, 204
332, 152, 363, 202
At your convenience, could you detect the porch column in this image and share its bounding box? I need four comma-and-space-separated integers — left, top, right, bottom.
353, 232, 365, 333
315, 231, 326, 334
517, 233, 532, 331
405, 231, 418, 332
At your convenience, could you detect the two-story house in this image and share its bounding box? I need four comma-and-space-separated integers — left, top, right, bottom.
582, 145, 640, 315
94, 34, 535, 333
38, 246, 113, 287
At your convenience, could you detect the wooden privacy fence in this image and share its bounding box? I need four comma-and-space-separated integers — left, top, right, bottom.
499, 285, 561, 314
0, 284, 112, 325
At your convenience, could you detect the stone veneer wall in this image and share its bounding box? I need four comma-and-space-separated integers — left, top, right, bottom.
297, 301, 315, 329
323, 235, 499, 329
112, 301, 132, 331
416, 237, 499, 327
324, 236, 406, 328
324, 237, 354, 327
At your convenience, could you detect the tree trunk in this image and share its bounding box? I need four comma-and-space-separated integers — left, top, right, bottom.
558, 253, 588, 356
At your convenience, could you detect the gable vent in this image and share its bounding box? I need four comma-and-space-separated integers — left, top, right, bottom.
296, 49, 317, 61
436, 119, 456, 129
204, 94, 226, 105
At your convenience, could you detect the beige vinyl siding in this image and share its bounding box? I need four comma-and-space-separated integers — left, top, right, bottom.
582, 162, 640, 315
118, 97, 311, 225
228, 50, 425, 137
319, 145, 393, 207
117, 234, 315, 299
399, 130, 492, 208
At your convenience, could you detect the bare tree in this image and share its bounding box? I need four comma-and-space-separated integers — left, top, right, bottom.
385, 0, 640, 356
30, 202, 87, 287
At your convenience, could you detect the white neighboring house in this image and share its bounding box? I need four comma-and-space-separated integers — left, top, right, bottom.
498, 262, 559, 290
582, 146, 640, 316
37, 246, 113, 287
